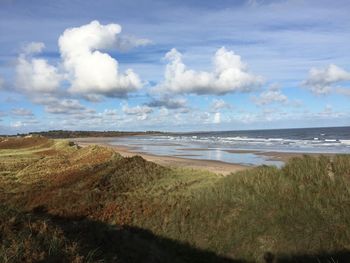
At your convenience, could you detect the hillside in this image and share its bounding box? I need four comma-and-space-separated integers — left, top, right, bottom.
1, 136, 350, 262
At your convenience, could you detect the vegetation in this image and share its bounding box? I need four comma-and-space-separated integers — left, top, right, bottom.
1, 136, 350, 262
1, 130, 163, 139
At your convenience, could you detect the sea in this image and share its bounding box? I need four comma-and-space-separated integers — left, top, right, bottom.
108, 126, 350, 167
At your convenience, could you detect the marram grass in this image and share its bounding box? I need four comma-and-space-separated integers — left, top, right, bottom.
1, 137, 350, 262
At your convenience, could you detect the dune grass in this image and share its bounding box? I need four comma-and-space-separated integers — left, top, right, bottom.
132, 155, 350, 261
0, 205, 84, 263
1, 137, 350, 262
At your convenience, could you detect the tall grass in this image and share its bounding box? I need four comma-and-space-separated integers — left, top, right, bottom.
0, 205, 83, 263
1, 137, 350, 262
133, 155, 350, 261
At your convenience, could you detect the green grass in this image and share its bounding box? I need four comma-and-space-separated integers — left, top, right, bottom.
1, 137, 350, 262
131, 155, 350, 261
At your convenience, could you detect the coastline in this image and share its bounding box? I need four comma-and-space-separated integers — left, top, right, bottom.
71, 138, 249, 175
71, 137, 338, 175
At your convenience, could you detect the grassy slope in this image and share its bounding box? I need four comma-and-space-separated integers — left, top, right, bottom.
150, 157, 350, 260
1, 137, 350, 262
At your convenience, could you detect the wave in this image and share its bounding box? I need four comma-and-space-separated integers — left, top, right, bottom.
340, 140, 350, 145
153, 135, 350, 152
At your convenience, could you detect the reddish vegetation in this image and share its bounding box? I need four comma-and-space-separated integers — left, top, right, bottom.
0, 136, 52, 149
0, 137, 168, 225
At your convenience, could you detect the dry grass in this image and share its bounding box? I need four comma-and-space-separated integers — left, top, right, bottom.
1, 136, 350, 262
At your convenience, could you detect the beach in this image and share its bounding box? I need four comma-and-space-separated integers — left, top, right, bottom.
72, 137, 249, 175
71, 128, 349, 174
70, 136, 337, 175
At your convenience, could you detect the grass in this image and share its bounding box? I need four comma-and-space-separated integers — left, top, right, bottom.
1, 136, 350, 262
0, 205, 84, 263
162, 158, 350, 260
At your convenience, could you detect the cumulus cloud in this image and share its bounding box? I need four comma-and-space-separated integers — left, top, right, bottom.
122, 104, 152, 120
304, 64, 350, 95
59, 20, 143, 97
14, 21, 147, 101
11, 108, 34, 116
16, 43, 62, 94
253, 84, 288, 106
158, 47, 263, 95
146, 96, 187, 109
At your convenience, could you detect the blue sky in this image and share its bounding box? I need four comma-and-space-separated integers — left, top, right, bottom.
0, 0, 350, 134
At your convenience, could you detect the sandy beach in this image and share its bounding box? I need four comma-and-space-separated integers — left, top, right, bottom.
72, 137, 249, 175
71, 137, 339, 175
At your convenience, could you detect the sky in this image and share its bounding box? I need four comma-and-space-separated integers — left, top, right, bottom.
0, 0, 350, 134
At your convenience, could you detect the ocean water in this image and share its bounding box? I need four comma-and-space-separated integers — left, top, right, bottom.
109, 126, 350, 167
171, 126, 350, 153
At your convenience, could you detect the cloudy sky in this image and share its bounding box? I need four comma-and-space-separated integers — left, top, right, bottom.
0, 0, 350, 134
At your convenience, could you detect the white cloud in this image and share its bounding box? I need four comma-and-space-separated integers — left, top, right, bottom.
10, 119, 40, 129
122, 104, 152, 120
211, 99, 231, 111
59, 20, 142, 97
158, 47, 263, 95
213, 112, 221, 124
10, 121, 24, 128
45, 99, 86, 114
46, 99, 93, 115
159, 107, 169, 117
16, 44, 62, 94
0, 76, 4, 89
253, 84, 288, 105
32, 96, 94, 116
103, 109, 119, 116
304, 64, 350, 95
22, 42, 45, 55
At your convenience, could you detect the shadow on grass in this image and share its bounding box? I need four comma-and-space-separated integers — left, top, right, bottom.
273, 251, 350, 263
32, 207, 350, 263
34, 209, 245, 263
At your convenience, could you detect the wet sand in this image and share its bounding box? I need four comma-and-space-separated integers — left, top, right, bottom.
72, 138, 249, 175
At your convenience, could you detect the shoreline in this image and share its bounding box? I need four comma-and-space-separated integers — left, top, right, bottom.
72, 138, 249, 175
71, 137, 338, 175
